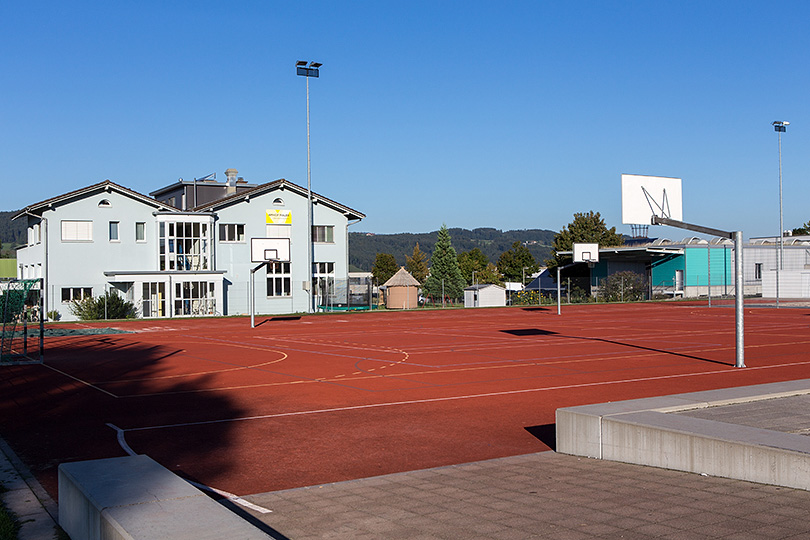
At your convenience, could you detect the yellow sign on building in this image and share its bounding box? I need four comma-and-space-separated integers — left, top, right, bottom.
266, 210, 292, 224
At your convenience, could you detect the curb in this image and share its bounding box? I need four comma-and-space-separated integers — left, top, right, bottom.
0, 436, 60, 540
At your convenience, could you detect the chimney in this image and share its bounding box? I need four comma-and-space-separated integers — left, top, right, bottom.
225, 168, 238, 193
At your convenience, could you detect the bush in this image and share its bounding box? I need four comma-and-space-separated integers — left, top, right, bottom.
599, 271, 647, 302
69, 292, 136, 320
46, 310, 61, 321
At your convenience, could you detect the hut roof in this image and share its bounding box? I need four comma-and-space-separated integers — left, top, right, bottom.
383, 267, 421, 287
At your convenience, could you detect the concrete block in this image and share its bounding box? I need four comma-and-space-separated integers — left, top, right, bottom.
58, 454, 269, 540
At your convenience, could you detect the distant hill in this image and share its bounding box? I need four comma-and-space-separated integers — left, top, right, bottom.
0, 211, 25, 253
0, 210, 558, 271
349, 227, 557, 272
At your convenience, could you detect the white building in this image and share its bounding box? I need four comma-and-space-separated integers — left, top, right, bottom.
464, 283, 507, 308
14, 171, 364, 321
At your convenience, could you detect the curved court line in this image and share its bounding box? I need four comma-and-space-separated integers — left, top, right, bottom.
120, 338, 808, 398
105, 349, 289, 383
122, 357, 810, 433
105, 423, 272, 513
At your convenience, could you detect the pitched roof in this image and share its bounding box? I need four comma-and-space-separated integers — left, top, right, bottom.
194, 178, 365, 220
383, 267, 421, 287
12, 180, 178, 220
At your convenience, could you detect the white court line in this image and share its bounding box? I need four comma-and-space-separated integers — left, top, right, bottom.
105, 424, 272, 514
124, 358, 810, 433
44, 364, 118, 397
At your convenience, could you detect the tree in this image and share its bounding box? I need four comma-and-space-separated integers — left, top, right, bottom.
372, 253, 399, 285
546, 211, 624, 273
405, 243, 430, 284
477, 262, 503, 285
599, 271, 646, 302
423, 225, 466, 301
497, 242, 538, 283
792, 220, 810, 236
457, 248, 489, 286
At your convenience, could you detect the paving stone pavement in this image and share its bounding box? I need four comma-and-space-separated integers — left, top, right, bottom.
245, 451, 810, 539
676, 393, 810, 435
0, 438, 60, 540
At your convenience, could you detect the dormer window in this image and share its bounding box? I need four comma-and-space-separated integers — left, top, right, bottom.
98, 199, 112, 208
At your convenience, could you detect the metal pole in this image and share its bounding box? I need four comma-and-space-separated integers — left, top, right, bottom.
707, 243, 711, 308
557, 266, 561, 315
39, 278, 44, 362
250, 267, 255, 328
306, 75, 314, 314
776, 128, 783, 308
734, 231, 745, 368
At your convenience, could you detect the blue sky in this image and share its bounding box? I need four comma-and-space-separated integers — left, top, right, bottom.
2, 1, 808, 239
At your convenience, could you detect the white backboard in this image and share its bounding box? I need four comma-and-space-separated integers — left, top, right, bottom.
251, 238, 291, 263
621, 174, 682, 225
573, 243, 599, 263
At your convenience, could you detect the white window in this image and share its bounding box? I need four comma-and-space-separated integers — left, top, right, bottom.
98, 199, 112, 208
136, 222, 146, 242
174, 281, 216, 316
109, 221, 120, 241
219, 223, 245, 242
61, 220, 93, 241
266, 224, 291, 238
142, 282, 166, 318
159, 220, 210, 271
266, 262, 291, 297
313, 225, 334, 243
754, 263, 762, 280
273, 197, 284, 205
61, 287, 93, 303
314, 262, 335, 302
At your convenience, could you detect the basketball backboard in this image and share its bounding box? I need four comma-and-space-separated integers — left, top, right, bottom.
621, 174, 682, 225
573, 243, 599, 263
251, 238, 291, 263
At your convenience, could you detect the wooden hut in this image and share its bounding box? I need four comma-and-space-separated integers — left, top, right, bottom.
382, 267, 420, 309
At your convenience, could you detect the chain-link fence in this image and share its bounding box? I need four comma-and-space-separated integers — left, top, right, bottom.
1, 278, 44, 364
316, 275, 374, 311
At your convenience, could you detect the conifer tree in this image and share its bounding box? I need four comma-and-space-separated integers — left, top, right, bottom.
423, 225, 466, 301
405, 243, 430, 284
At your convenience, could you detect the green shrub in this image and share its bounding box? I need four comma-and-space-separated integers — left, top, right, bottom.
46, 310, 61, 321
599, 271, 647, 302
69, 292, 136, 320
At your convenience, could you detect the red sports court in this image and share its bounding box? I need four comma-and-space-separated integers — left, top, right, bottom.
1, 302, 808, 499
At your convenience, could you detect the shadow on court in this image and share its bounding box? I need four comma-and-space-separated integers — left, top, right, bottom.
0, 334, 248, 499
500, 329, 559, 336
521, 307, 551, 312
524, 424, 556, 451
254, 316, 302, 327
500, 327, 733, 367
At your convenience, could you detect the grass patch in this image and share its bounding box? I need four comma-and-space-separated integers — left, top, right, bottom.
0, 486, 20, 540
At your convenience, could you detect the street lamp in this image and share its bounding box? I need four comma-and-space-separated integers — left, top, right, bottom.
297, 60, 322, 313
772, 120, 788, 308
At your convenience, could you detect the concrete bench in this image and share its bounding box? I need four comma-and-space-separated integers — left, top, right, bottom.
59, 454, 270, 540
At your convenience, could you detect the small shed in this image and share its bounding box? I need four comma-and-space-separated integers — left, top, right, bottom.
464, 283, 507, 308
382, 267, 420, 309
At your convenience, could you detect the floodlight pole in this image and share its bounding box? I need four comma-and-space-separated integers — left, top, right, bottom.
297, 60, 322, 314
772, 121, 788, 308
653, 216, 744, 368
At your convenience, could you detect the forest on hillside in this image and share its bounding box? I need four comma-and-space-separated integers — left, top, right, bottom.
0, 210, 558, 271
349, 227, 557, 272
0, 211, 25, 257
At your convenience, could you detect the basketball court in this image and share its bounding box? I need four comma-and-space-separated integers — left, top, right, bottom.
2, 302, 809, 504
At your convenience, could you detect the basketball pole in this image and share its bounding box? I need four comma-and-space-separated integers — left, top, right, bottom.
250, 262, 268, 328
653, 216, 745, 368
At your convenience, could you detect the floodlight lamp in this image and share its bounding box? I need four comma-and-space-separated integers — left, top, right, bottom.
296, 60, 307, 67
310, 62, 322, 68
